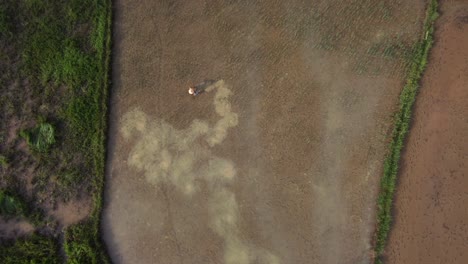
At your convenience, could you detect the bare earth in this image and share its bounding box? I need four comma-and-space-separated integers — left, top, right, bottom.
385, 1, 468, 263
103, 1, 425, 264
0, 217, 34, 241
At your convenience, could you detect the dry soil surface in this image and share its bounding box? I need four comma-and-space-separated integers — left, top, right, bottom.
385, 1, 468, 263
103, 1, 425, 263
0, 217, 34, 241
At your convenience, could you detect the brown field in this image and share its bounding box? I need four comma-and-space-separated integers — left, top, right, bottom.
102, 1, 426, 263
385, 1, 468, 263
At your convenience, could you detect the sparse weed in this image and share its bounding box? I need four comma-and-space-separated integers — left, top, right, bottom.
58, 169, 82, 189
369, 40, 412, 59
0, 155, 8, 168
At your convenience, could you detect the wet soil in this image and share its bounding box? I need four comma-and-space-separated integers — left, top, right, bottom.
385, 1, 468, 263
103, 1, 426, 263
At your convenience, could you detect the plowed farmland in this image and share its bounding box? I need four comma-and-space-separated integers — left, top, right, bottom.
103, 1, 426, 263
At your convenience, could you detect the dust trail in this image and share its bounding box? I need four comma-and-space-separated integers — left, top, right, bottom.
121, 81, 278, 264
206, 80, 239, 147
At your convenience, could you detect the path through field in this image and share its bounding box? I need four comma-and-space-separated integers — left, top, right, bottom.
103, 1, 425, 263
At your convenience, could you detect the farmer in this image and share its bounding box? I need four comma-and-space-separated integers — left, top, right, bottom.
188, 86, 201, 96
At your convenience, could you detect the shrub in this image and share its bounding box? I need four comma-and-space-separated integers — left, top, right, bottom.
21, 122, 56, 153
0, 190, 25, 217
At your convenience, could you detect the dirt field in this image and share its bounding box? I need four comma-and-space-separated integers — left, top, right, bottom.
385, 1, 468, 263
102, 1, 426, 263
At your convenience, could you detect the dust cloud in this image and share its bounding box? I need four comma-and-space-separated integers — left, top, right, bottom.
120, 81, 278, 264
205, 80, 239, 147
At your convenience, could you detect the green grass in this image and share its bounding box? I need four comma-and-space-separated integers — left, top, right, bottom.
0, 0, 112, 262
21, 0, 96, 88
62, 0, 113, 261
64, 221, 109, 264
373, 0, 439, 262
0, 234, 61, 264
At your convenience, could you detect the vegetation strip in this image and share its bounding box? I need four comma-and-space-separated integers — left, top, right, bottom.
374, 0, 439, 263
0, 0, 112, 262
63, 0, 113, 263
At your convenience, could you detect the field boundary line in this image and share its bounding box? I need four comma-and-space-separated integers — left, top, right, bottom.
373, 1, 439, 263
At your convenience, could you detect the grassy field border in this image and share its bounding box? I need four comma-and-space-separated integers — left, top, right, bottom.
374, 0, 439, 263
1, 0, 112, 262
62, 0, 113, 262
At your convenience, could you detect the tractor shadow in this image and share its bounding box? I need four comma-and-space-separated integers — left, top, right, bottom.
194, 79, 217, 94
